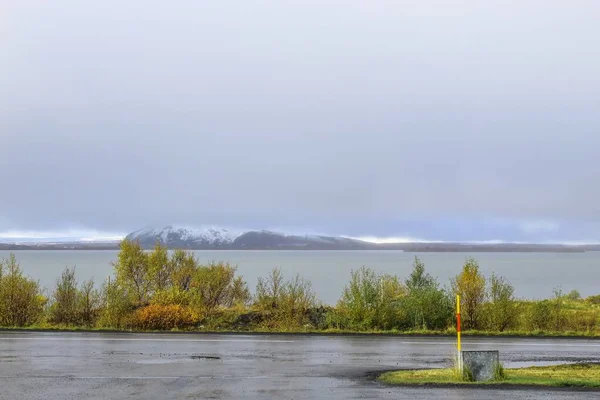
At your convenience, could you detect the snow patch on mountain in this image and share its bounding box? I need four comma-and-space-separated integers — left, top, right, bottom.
126, 226, 245, 246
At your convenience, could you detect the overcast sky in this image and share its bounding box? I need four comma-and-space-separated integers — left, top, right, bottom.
1, 1, 599, 242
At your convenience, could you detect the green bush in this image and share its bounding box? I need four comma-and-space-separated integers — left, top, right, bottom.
586, 295, 600, 305
336, 267, 406, 330
112, 240, 151, 306
191, 262, 247, 314
400, 257, 453, 330
567, 290, 581, 300
484, 273, 518, 331
0, 254, 46, 326
49, 267, 79, 325
523, 300, 553, 331
78, 279, 102, 327
255, 269, 317, 329
97, 278, 134, 328
151, 287, 194, 306
451, 258, 486, 330
564, 309, 599, 333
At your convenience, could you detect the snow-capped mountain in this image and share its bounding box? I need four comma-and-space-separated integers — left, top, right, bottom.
124, 226, 375, 250
125, 226, 244, 248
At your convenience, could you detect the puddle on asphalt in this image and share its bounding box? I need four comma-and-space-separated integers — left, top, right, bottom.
137, 355, 221, 364
137, 358, 192, 364
190, 355, 220, 360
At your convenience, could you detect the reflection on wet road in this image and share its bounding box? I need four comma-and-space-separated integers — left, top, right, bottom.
1, 332, 599, 399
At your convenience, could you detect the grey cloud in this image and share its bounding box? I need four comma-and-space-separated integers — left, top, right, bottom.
1, 1, 599, 239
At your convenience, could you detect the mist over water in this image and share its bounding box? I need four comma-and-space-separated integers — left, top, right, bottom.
3, 250, 597, 305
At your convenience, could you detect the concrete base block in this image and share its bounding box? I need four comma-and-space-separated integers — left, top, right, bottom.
461, 350, 500, 381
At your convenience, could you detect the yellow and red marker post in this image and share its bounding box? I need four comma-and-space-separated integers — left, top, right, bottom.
456, 294, 462, 372
456, 294, 461, 351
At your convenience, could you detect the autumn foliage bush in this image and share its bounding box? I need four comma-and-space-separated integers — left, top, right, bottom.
130, 304, 200, 330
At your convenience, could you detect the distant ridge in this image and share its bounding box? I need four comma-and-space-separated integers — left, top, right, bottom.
120, 226, 597, 252
125, 226, 373, 250
1, 226, 598, 252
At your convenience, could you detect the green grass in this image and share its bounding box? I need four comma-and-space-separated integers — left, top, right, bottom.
379, 363, 600, 388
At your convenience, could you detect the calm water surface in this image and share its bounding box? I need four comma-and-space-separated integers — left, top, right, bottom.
1, 250, 598, 304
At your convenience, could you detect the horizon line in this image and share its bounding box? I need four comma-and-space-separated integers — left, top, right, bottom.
0, 234, 598, 247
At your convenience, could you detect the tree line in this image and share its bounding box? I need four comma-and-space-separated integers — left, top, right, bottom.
0, 240, 598, 333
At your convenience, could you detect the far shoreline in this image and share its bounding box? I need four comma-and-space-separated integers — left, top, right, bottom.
1, 243, 597, 253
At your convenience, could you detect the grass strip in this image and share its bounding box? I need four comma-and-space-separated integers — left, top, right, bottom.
379, 363, 600, 389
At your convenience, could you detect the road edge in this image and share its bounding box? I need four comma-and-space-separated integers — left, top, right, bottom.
1, 327, 600, 340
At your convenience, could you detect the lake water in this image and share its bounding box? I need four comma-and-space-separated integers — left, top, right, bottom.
1, 250, 598, 305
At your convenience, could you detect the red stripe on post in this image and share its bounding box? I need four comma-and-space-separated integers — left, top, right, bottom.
456, 313, 461, 333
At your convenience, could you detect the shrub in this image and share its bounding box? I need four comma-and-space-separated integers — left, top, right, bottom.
399, 287, 453, 330
170, 249, 197, 291
277, 275, 317, 328
485, 273, 518, 331
151, 287, 194, 306
324, 307, 350, 330
230, 310, 265, 330
49, 267, 79, 325
227, 276, 252, 307
148, 243, 172, 292
516, 288, 566, 332
337, 267, 381, 330
567, 290, 581, 301
551, 287, 567, 331
130, 304, 200, 330
451, 258, 486, 329
586, 295, 600, 305
192, 262, 237, 314
190, 262, 252, 316
401, 257, 453, 330
564, 309, 599, 332
112, 240, 151, 306
78, 279, 101, 327
48, 267, 101, 327
524, 300, 553, 331
97, 277, 134, 328
377, 274, 407, 329
255, 268, 284, 309
0, 254, 46, 326
254, 269, 318, 329
202, 304, 250, 330
305, 306, 332, 330
336, 267, 406, 330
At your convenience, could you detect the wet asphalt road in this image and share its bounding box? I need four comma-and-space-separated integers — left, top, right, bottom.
1, 332, 599, 399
